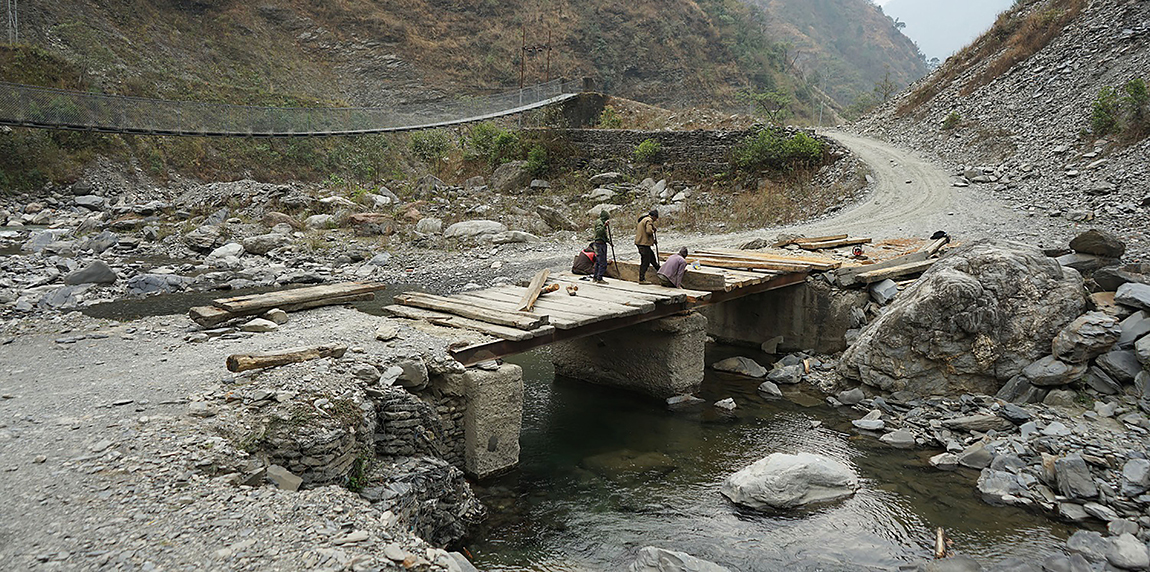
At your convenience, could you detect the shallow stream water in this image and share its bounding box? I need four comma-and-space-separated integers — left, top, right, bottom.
466, 348, 1075, 571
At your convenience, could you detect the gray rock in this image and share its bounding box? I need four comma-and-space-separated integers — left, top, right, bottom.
240, 318, 278, 333
415, 174, 445, 195
585, 188, 618, 202
304, 214, 335, 229
491, 160, 531, 192
492, 231, 538, 244
957, 442, 993, 469
942, 414, 1013, 432
73, 195, 106, 210
839, 241, 1085, 396
879, 429, 916, 448
1097, 350, 1144, 384
1137, 334, 1150, 368
1059, 503, 1091, 523
262, 308, 288, 325
266, 465, 302, 492
242, 233, 290, 255
350, 363, 380, 383
1123, 459, 1150, 495
1083, 502, 1118, 522
184, 225, 221, 252
63, 260, 118, 285
1052, 312, 1121, 363
535, 206, 576, 231
1106, 533, 1150, 570
756, 381, 782, 398
443, 220, 507, 239
127, 273, 193, 295
1066, 530, 1109, 563
1095, 266, 1150, 292
720, 452, 859, 509
1058, 253, 1118, 273
712, 357, 767, 378
1055, 453, 1098, 499
666, 395, 706, 410
915, 555, 982, 572
589, 172, 624, 184
415, 217, 443, 235
1070, 229, 1126, 258
837, 388, 865, 405
1022, 355, 1088, 387
714, 398, 737, 411
1116, 283, 1150, 312
1084, 366, 1123, 395
628, 547, 731, 572
852, 419, 885, 431
767, 364, 803, 385
1109, 520, 1141, 537
207, 242, 244, 261
870, 279, 899, 305
83, 230, 119, 254
930, 453, 959, 470
997, 404, 1032, 425
395, 357, 429, 391
1120, 312, 1150, 348
1042, 420, 1072, 436
978, 468, 1026, 505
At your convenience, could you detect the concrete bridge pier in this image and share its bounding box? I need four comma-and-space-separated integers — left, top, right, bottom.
434, 363, 524, 479
550, 312, 708, 399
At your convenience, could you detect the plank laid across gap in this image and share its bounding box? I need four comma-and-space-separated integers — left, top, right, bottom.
492, 284, 654, 313
550, 274, 701, 303
542, 280, 662, 308
834, 251, 932, 286
395, 292, 548, 330
609, 259, 726, 291
854, 259, 938, 284
212, 282, 386, 313
383, 304, 553, 341
798, 237, 872, 251
695, 248, 842, 270
518, 269, 550, 312
464, 287, 643, 318
447, 293, 591, 329
685, 257, 814, 273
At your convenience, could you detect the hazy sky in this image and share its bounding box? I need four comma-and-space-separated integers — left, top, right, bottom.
875, 0, 1014, 60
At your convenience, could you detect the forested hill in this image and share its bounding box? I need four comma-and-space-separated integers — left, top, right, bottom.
2, 0, 926, 117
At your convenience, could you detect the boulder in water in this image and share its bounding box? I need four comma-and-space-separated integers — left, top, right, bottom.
628, 547, 731, 572
720, 452, 858, 510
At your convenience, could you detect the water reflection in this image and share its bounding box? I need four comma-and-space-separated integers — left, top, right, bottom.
468, 347, 1073, 571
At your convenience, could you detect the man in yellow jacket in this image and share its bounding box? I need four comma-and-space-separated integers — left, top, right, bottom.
634, 209, 659, 284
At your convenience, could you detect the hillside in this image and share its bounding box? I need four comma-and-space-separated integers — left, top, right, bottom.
3, 0, 925, 112
852, 0, 1150, 261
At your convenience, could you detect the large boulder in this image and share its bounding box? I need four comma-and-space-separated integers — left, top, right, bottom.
1117, 283, 1150, 312
1020, 355, 1088, 387
443, 220, 507, 239
838, 241, 1085, 395
63, 260, 118, 285
242, 233, 290, 255
720, 452, 858, 510
491, 160, 532, 193
711, 357, 767, 378
628, 547, 731, 572
1070, 229, 1126, 258
1052, 312, 1121, 363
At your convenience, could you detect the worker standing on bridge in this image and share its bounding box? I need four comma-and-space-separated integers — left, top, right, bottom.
591, 210, 612, 283
634, 209, 659, 284
657, 247, 690, 288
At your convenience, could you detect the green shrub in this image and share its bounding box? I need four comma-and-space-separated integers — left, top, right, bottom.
942, 111, 962, 130
733, 128, 826, 172
408, 129, 453, 165
525, 145, 548, 177
633, 139, 661, 163
463, 122, 521, 167
1092, 86, 1121, 136
597, 105, 623, 129
1123, 78, 1148, 124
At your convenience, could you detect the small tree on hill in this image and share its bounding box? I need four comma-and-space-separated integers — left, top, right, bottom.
738, 89, 792, 126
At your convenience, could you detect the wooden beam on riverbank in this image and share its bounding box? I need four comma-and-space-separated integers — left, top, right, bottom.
189, 282, 386, 327
853, 259, 938, 284
798, 237, 872, 251
395, 292, 549, 330
226, 344, 348, 373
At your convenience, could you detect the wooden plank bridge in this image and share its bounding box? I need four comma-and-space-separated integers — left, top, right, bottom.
385, 248, 848, 366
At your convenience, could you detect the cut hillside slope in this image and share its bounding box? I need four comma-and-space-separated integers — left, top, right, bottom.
851, 0, 1150, 262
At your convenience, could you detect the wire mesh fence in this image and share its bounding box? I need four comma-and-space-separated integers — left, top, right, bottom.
0, 78, 586, 136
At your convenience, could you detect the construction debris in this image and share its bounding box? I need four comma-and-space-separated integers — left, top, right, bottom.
189, 282, 387, 327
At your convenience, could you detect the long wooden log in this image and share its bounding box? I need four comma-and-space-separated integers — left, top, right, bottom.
395, 292, 549, 330
854, 259, 938, 284
518, 269, 550, 312
383, 305, 553, 341
661, 255, 812, 273
213, 282, 386, 313
695, 248, 841, 270
189, 293, 375, 327
772, 234, 848, 247
226, 344, 348, 373
798, 237, 872, 251
608, 259, 727, 291
923, 236, 950, 256
835, 251, 932, 286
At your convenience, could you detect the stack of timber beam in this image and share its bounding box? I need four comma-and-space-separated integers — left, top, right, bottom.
773, 234, 872, 251
834, 236, 951, 287
189, 282, 387, 327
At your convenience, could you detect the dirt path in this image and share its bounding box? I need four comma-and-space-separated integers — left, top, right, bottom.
709, 130, 1081, 250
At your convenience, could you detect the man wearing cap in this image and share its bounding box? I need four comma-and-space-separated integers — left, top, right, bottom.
634, 209, 659, 284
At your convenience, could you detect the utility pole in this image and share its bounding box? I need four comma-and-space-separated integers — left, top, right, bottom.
519, 24, 526, 90
6, 0, 18, 44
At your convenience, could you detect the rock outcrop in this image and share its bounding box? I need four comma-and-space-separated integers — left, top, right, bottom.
839, 241, 1085, 395
720, 452, 858, 509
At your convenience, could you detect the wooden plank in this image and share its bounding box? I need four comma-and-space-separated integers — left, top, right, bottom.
447, 293, 591, 329
835, 251, 932, 286
676, 256, 812, 273
189, 293, 374, 327
549, 274, 706, 303
213, 282, 386, 313
772, 234, 848, 247
854, 259, 938, 284
472, 286, 643, 315
518, 269, 550, 312
609, 259, 727, 291
695, 248, 841, 270
395, 292, 548, 330
383, 304, 552, 341
922, 236, 950, 256
798, 237, 872, 251
226, 344, 347, 373
458, 290, 626, 322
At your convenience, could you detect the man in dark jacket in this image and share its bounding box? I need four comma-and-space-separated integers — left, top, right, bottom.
634, 209, 659, 284
591, 210, 612, 283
